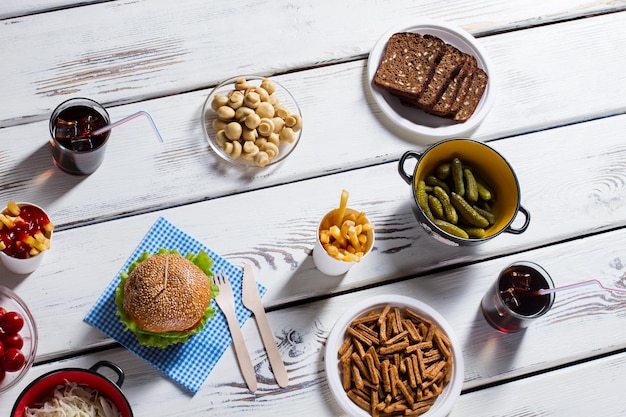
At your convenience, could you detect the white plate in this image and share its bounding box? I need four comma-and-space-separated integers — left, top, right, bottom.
325, 294, 464, 417
367, 20, 495, 140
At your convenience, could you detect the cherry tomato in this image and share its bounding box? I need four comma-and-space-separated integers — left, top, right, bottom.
3, 347, 25, 372
2, 333, 23, 350
0, 307, 6, 322
0, 365, 5, 383
1, 311, 24, 335
0, 340, 4, 357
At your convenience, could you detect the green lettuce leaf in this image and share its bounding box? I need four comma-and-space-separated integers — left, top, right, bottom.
115, 248, 219, 348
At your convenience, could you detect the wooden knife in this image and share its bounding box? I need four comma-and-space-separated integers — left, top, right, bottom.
241, 263, 289, 387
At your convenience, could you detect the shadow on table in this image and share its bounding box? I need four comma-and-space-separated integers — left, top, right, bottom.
462, 306, 527, 383
0, 265, 31, 288
7, 142, 88, 212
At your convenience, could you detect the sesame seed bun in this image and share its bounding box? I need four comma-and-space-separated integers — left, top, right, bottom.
122, 253, 212, 333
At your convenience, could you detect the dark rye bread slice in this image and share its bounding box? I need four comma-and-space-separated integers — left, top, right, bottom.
453, 67, 488, 121
415, 44, 466, 108
429, 54, 477, 116
373, 32, 445, 99
449, 60, 478, 114
373, 32, 489, 122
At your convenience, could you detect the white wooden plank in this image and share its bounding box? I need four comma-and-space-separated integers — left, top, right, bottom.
451, 352, 626, 416
2, 13, 626, 230
3, 113, 626, 363
1, 1, 625, 126
0, 1, 105, 19
2, 228, 625, 416
2, 3, 624, 417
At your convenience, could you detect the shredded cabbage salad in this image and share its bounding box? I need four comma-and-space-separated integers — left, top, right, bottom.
24, 381, 122, 417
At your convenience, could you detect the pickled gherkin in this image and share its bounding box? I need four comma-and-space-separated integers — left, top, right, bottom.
417, 157, 498, 239
463, 168, 478, 204
451, 158, 465, 197
433, 219, 469, 239
450, 192, 489, 228
416, 180, 434, 222
428, 194, 445, 219
433, 186, 458, 224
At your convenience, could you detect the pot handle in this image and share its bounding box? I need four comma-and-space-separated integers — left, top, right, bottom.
504, 205, 531, 235
397, 150, 422, 185
90, 361, 125, 388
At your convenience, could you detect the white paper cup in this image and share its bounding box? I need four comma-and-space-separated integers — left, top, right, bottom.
0, 251, 46, 275
313, 208, 374, 276
0, 203, 53, 274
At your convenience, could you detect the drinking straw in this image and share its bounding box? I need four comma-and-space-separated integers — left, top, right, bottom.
91, 110, 164, 143
535, 279, 626, 296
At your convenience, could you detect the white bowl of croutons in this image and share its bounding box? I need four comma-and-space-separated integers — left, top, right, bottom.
325, 294, 463, 417
202, 75, 303, 168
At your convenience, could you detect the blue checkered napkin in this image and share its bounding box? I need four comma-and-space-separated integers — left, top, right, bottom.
84, 216, 267, 393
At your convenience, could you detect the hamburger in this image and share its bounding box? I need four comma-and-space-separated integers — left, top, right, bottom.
115, 249, 219, 348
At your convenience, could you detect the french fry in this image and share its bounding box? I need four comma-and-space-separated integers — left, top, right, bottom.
347, 226, 361, 252
361, 222, 375, 232
34, 231, 47, 243
342, 211, 357, 224
0, 201, 54, 259
319, 229, 331, 244
6, 200, 21, 216
0, 213, 15, 229
43, 222, 54, 234
324, 243, 340, 257
319, 190, 375, 263
329, 225, 346, 247
339, 221, 352, 245
335, 189, 349, 227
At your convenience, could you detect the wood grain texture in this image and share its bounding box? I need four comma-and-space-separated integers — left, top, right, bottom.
0, 0, 106, 19
451, 352, 626, 416
2, 227, 625, 416
2, 1, 626, 126
1, 13, 626, 231
2, 113, 626, 364
3, 2, 626, 416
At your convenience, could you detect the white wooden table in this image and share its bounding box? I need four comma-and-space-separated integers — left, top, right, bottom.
2, 1, 626, 415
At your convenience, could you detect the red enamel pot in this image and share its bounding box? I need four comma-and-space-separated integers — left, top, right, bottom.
11, 361, 133, 417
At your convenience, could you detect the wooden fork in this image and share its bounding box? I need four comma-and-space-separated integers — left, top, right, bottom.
212, 270, 258, 392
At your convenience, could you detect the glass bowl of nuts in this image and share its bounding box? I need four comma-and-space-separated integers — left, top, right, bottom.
202, 75, 303, 168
